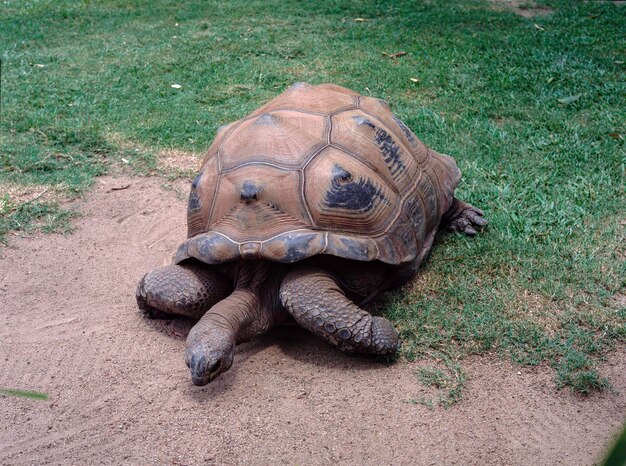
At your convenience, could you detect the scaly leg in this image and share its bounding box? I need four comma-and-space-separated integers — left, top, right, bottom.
136, 264, 232, 319
279, 266, 399, 354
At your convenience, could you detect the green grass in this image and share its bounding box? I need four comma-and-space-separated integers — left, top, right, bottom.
0, 388, 49, 401
0, 193, 75, 242
1, 0, 624, 396
413, 354, 466, 407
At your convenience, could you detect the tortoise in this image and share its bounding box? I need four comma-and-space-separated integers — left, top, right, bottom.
136, 82, 487, 386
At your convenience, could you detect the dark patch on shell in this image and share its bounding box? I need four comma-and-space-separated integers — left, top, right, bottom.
376, 98, 391, 110
283, 233, 317, 262
393, 117, 416, 143
193, 235, 235, 262
191, 173, 202, 189
290, 82, 311, 90
404, 196, 425, 231
338, 237, 370, 259
240, 180, 261, 202
188, 173, 202, 213
353, 115, 376, 129
374, 127, 406, 176
188, 192, 201, 213
254, 113, 280, 125
324, 165, 387, 212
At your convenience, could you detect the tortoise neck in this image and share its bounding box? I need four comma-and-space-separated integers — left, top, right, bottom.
232, 260, 270, 290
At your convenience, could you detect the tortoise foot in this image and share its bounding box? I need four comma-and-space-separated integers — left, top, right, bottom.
443, 199, 488, 236
136, 288, 173, 319
369, 316, 400, 354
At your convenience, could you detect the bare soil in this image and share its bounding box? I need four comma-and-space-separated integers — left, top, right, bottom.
488, 0, 553, 18
1, 176, 624, 465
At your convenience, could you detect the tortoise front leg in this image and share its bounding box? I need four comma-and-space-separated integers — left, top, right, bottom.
136, 264, 232, 319
441, 198, 488, 236
279, 266, 399, 354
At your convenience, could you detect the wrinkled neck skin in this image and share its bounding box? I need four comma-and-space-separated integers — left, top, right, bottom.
226, 260, 288, 339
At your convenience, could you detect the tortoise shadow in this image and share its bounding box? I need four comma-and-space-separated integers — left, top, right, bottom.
142, 310, 397, 400
185, 325, 397, 400
269, 324, 398, 370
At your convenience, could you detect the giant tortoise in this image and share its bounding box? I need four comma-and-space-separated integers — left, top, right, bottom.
136, 82, 487, 386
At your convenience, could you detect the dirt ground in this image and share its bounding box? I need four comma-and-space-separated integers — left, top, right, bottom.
487, 0, 553, 18
1, 175, 624, 465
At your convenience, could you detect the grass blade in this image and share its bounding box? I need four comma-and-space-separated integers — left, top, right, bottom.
0, 388, 49, 400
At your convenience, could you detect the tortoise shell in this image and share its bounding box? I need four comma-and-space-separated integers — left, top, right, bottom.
174, 83, 460, 266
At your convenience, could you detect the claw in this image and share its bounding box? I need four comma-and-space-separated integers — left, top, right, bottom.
472, 206, 485, 216
449, 217, 468, 233
468, 211, 488, 227
464, 225, 477, 236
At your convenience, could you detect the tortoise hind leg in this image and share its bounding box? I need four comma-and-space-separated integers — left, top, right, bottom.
279, 266, 399, 354
136, 264, 232, 319
441, 198, 488, 236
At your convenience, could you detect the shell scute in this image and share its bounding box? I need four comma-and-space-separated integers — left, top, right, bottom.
187, 156, 219, 238
219, 110, 326, 170
249, 83, 358, 116
304, 146, 398, 235
330, 110, 420, 195
209, 165, 304, 229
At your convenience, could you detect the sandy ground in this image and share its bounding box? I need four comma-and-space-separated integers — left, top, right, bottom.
1, 175, 624, 465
